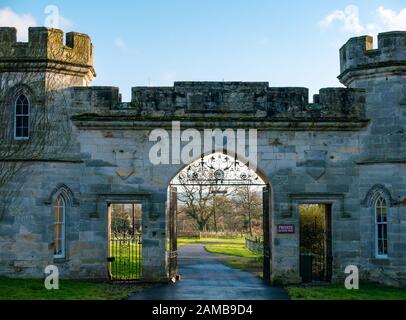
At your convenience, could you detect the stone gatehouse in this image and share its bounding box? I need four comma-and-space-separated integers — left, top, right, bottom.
0, 27, 405, 287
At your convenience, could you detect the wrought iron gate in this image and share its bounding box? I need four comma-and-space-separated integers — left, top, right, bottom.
262, 185, 271, 284
107, 203, 142, 281
108, 232, 142, 280
168, 186, 179, 281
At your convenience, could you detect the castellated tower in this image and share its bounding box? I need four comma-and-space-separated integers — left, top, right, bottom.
339, 31, 406, 160
338, 31, 406, 87
0, 27, 95, 93
0, 27, 96, 162
339, 31, 406, 285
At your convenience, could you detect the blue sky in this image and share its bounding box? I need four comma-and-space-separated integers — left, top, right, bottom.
1, 1, 405, 101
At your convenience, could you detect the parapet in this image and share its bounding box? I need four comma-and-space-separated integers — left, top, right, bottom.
338, 31, 406, 85
69, 86, 120, 110
128, 82, 365, 120
0, 27, 95, 80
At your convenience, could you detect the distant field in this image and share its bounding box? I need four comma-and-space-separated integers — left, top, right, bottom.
177, 237, 245, 247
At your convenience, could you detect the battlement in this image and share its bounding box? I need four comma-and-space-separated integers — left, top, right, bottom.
0, 27, 95, 80
127, 82, 365, 120
68, 83, 366, 129
338, 31, 406, 85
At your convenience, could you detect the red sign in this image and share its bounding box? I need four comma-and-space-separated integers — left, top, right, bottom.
277, 224, 295, 234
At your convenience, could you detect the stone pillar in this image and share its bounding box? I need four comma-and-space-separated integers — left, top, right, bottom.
142, 192, 167, 281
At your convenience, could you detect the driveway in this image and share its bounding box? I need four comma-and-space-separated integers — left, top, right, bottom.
129, 243, 290, 300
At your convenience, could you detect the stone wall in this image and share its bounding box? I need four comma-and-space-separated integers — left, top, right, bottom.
0, 28, 405, 287
339, 31, 406, 287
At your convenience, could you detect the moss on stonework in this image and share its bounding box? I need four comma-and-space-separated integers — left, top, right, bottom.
71, 113, 368, 123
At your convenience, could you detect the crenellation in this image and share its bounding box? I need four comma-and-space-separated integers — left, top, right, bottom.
70, 86, 120, 111
317, 88, 365, 117
0, 27, 17, 43
339, 31, 406, 85
378, 31, 406, 51
128, 83, 365, 120
0, 27, 95, 84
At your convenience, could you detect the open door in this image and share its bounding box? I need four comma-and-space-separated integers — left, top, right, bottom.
262, 185, 271, 284
299, 204, 332, 283
168, 186, 179, 282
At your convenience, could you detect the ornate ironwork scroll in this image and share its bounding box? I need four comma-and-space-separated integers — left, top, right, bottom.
172, 153, 264, 186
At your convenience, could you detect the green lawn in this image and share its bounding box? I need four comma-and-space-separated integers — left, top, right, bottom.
178, 237, 263, 276
177, 237, 245, 247
0, 277, 148, 300
202, 239, 263, 277
287, 284, 406, 300
109, 242, 142, 280
204, 241, 261, 259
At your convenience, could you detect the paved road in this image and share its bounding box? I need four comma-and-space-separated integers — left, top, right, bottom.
129, 243, 289, 300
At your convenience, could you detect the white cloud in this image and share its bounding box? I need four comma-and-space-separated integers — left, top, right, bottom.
377, 6, 406, 30
0, 6, 37, 41
319, 5, 406, 36
319, 5, 365, 34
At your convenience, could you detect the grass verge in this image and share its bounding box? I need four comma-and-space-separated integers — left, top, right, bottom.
203, 240, 263, 277
204, 242, 260, 259
287, 283, 406, 300
0, 277, 150, 300
220, 257, 263, 278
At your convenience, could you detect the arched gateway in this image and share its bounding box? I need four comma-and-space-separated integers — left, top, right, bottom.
0, 27, 405, 287
167, 152, 271, 283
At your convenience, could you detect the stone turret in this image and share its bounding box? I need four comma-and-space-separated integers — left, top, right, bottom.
338, 31, 406, 86
0, 27, 95, 87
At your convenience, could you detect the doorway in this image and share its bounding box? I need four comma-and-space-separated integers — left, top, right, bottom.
107, 203, 142, 281
299, 204, 332, 283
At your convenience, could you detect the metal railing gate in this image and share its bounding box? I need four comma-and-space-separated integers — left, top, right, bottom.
108, 232, 142, 281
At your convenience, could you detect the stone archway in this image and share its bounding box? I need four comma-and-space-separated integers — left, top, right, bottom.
165, 152, 273, 283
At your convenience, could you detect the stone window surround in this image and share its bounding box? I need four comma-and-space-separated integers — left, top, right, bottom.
362, 184, 394, 262
374, 196, 388, 259
4, 84, 36, 143
44, 184, 79, 263
14, 93, 30, 140
53, 195, 66, 259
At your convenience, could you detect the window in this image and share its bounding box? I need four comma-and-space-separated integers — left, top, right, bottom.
375, 196, 388, 258
53, 195, 66, 258
14, 94, 30, 139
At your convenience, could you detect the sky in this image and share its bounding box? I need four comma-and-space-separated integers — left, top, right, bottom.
1, 0, 405, 101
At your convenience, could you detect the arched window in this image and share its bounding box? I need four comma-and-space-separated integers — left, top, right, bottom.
14, 94, 30, 139
53, 195, 66, 258
375, 196, 388, 258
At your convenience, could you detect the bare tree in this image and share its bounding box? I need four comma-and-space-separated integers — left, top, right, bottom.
177, 183, 224, 231
233, 186, 262, 236
174, 153, 263, 233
